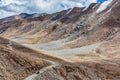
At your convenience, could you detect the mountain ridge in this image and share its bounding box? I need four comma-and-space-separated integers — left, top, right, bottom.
0, 0, 120, 80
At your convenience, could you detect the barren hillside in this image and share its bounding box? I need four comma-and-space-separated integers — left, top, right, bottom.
0, 0, 120, 80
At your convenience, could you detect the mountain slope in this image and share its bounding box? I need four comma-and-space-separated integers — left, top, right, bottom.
0, 0, 119, 54
0, 37, 66, 80
0, 37, 120, 80
0, 0, 120, 80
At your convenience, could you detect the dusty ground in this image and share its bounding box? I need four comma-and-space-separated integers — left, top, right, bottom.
0, 0, 120, 80
0, 37, 66, 80
0, 36, 120, 80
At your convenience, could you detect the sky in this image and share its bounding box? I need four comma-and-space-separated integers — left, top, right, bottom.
0, 0, 105, 19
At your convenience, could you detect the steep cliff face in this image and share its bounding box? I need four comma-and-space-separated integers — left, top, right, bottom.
0, 0, 120, 80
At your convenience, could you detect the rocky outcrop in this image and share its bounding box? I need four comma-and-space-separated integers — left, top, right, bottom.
0, 0, 120, 80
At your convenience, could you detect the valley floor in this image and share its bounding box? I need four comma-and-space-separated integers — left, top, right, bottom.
8, 38, 120, 80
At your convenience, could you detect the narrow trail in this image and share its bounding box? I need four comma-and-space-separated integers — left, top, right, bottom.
25, 59, 60, 80
3, 38, 120, 80
3, 39, 66, 80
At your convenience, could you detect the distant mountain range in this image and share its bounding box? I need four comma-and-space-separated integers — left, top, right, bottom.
0, 0, 120, 80
0, 13, 48, 24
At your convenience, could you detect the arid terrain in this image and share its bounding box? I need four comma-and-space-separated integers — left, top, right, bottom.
0, 0, 120, 80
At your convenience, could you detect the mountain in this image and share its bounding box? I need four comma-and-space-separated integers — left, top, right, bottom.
0, 13, 47, 24
0, 0, 120, 80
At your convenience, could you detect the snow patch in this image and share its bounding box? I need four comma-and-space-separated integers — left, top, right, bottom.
106, 8, 112, 13
92, 3, 100, 9
96, 0, 113, 13
66, 8, 73, 14
82, 5, 90, 11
